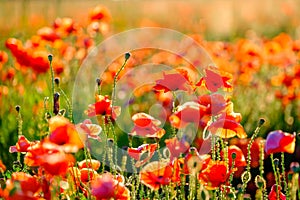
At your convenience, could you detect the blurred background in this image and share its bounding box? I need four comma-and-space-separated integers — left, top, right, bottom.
1, 0, 300, 39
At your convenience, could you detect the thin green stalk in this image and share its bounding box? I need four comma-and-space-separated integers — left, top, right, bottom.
242, 118, 265, 193
259, 141, 267, 199
281, 152, 290, 199
15, 106, 22, 162
111, 53, 130, 116
270, 154, 280, 200
48, 54, 55, 114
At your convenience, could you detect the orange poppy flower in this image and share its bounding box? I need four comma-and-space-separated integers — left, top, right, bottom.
49, 116, 85, 151
86, 95, 121, 120
197, 68, 232, 92
128, 143, 158, 167
78, 159, 101, 171
208, 116, 247, 139
199, 160, 236, 190
197, 93, 227, 116
265, 130, 296, 155
268, 184, 286, 200
165, 137, 190, 161
91, 173, 130, 200
153, 69, 193, 93
9, 135, 38, 153
169, 101, 207, 129
139, 160, 173, 190
129, 113, 165, 139
221, 145, 246, 168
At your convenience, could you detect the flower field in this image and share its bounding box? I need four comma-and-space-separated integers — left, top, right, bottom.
0, 1, 300, 199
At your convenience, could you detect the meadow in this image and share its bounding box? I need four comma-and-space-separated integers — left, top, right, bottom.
0, 1, 300, 199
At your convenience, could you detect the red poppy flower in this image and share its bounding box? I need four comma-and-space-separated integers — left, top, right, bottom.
86, 95, 121, 120
9, 135, 38, 153
5, 38, 50, 73
221, 145, 246, 167
49, 116, 85, 151
89, 5, 112, 22
197, 68, 232, 92
80, 168, 98, 183
165, 137, 190, 161
53, 17, 77, 35
0, 172, 41, 200
129, 113, 166, 139
197, 93, 227, 116
139, 160, 173, 190
265, 130, 296, 155
37, 27, 60, 42
78, 159, 101, 171
268, 184, 286, 200
0, 50, 8, 70
230, 137, 264, 168
169, 101, 207, 129
199, 160, 236, 190
208, 116, 247, 139
153, 69, 193, 93
91, 173, 130, 200
24, 141, 75, 176
128, 143, 158, 167
183, 147, 210, 175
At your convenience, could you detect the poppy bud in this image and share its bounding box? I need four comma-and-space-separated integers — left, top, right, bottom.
54, 77, 60, 86
274, 158, 279, 166
258, 118, 265, 127
15, 105, 21, 112
48, 54, 53, 62
96, 78, 101, 86
290, 162, 299, 173
54, 92, 60, 115
125, 52, 131, 60
231, 152, 237, 160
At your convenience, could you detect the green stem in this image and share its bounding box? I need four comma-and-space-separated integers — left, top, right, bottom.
242, 119, 264, 193
48, 55, 55, 114
111, 54, 130, 116
270, 154, 280, 200
281, 152, 289, 200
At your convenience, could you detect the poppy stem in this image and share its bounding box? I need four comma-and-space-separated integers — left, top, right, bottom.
111, 53, 130, 116
15, 106, 22, 162
55, 78, 73, 122
281, 152, 290, 199
180, 174, 186, 199
48, 54, 55, 114
242, 118, 264, 193
259, 141, 267, 199
270, 154, 280, 200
